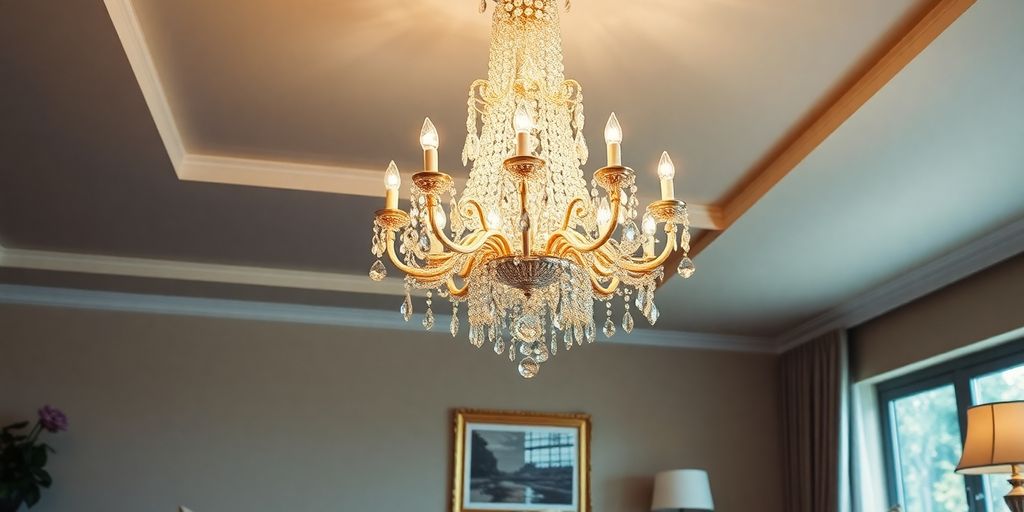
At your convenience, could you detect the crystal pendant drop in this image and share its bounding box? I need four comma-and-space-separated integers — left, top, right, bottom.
520, 340, 536, 356
677, 256, 696, 279
369, 260, 387, 282
622, 311, 634, 333
423, 307, 435, 330
603, 318, 616, 338
518, 357, 540, 379
513, 315, 543, 343
535, 342, 550, 363
585, 322, 596, 343
623, 221, 638, 242
649, 303, 660, 325
518, 211, 531, 232
550, 336, 558, 356
494, 336, 506, 355
401, 293, 413, 322
450, 313, 460, 337
508, 340, 516, 362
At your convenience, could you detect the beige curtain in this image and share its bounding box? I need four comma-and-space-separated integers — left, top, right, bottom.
780, 330, 850, 512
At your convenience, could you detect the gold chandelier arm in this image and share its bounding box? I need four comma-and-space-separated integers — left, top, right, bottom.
566, 248, 615, 278
559, 197, 586, 230
463, 200, 492, 231
617, 225, 678, 273
553, 231, 617, 268
548, 239, 615, 278
447, 276, 470, 298
427, 197, 513, 256
559, 250, 615, 287
384, 231, 460, 280
591, 276, 620, 297
545, 189, 621, 254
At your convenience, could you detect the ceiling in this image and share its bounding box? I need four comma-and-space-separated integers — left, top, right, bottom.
1, 0, 1021, 350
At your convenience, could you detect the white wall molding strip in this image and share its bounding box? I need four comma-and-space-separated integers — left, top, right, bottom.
103, 0, 185, 167
0, 247, 407, 296
774, 216, 1024, 353
0, 284, 775, 353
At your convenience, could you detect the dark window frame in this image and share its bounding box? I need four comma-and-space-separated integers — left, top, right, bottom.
877, 339, 1024, 512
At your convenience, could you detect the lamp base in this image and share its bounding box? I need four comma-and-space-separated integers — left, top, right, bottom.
1006, 467, 1024, 512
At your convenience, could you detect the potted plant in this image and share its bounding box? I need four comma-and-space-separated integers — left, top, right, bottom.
0, 406, 68, 511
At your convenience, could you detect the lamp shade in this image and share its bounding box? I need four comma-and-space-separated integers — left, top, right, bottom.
956, 401, 1024, 475
651, 469, 714, 511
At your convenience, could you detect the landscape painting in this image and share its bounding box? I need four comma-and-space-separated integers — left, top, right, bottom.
452, 410, 590, 512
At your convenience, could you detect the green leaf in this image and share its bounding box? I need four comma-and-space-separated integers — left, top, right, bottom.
29, 445, 47, 468
33, 469, 52, 488
2, 422, 29, 432
24, 484, 40, 507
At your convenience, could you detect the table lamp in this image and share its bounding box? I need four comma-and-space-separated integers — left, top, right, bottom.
956, 401, 1024, 512
651, 469, 714, 511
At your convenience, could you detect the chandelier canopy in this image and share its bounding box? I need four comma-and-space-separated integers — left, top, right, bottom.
369, 0, 695, 378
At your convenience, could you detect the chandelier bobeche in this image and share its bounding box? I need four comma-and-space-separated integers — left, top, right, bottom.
369, 0, 695, 378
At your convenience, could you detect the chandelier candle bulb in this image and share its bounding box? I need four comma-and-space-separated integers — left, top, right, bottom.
514, 104, 534, 156
384, 160, 401, 209
420, 118, 440, 172
658, 151, 676, 200
605, 113, 623, 166
642, 213, 657, 258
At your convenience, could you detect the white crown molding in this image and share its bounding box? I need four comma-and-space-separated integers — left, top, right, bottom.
0, 247, 407, 296
774, 216, 1024, 353
178, 154, 433, 201
101, 0, 724, 230
0, 284, 776, 353
103, 0, 185, 167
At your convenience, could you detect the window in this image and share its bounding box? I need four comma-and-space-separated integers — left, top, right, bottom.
878, 340, 1024, 512
523, 432, 574, 469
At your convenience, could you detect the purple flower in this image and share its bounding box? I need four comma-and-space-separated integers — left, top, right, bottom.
38, 405, 68, 433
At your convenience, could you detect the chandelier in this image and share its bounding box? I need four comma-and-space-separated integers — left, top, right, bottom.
368, 0, 695, 378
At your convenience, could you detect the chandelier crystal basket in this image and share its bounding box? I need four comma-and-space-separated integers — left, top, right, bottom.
369, 0, 695, 378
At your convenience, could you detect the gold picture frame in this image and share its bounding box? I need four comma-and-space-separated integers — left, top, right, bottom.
451, 409, 591, 512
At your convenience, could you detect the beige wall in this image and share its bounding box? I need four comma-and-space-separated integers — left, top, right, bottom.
0, 304, 782, 512
851, 253, 1024, 381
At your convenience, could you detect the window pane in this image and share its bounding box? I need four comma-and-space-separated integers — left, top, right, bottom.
971, 362, 1024, 512
891, 385, 968, 512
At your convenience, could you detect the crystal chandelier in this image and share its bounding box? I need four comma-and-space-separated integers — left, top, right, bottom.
368, 0, 695, 378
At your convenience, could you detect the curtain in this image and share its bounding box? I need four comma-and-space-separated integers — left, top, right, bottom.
780, 330, 851, 512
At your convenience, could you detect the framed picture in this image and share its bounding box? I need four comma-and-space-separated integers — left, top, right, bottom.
451, 409, 591, 512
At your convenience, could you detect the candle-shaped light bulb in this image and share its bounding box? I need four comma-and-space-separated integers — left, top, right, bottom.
385, 161, 401, 191
514, 104, 533, 156
642, 212, 657, 258
657, 152, 676, 179
419, 118, 439, 150
642, 212, 657, 236
658, 151, 676, 200
486, 208, 502, 230
420, 118, 439, 172
596, 198, 612, 226
384, 160, 400, 209
514, 104, 534, 133
604, 113, 623, 144
604, 113, 623, 166
434, 205, 447, 231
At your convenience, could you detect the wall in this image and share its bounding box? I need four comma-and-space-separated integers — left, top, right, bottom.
851, 253, 1024, 381
0, 304, 782, 512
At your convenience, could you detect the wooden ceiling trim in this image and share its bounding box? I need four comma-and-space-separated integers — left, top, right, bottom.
661, 0, 976, 284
